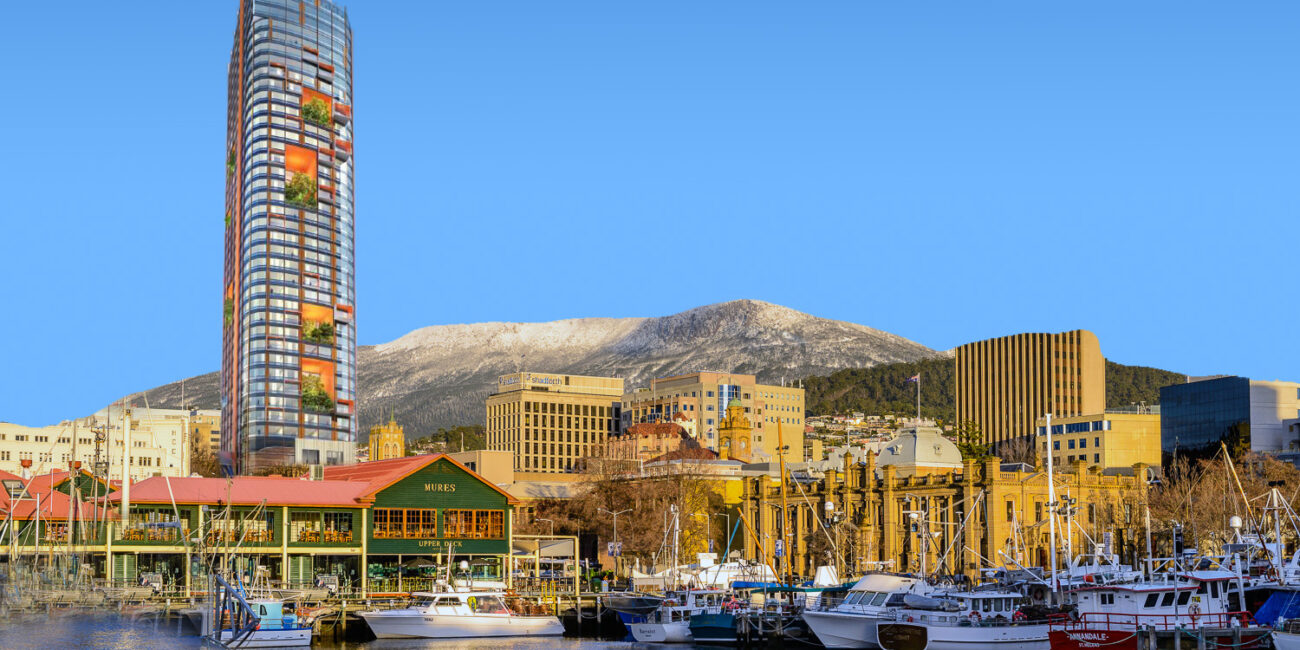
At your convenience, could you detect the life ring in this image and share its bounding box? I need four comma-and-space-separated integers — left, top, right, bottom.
467, 596, 478, 609
1267, 568, 1280, 581
969, 611, 982, 622
1188, 604, 1200, 623
1013, 610, 1026, 622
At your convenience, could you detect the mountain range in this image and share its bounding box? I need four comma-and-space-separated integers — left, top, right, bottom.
131, 300, 941, 437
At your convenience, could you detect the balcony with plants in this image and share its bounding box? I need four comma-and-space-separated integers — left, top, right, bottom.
285, 172, 318, 209
301, 97, 332, 127
301, 374, 335, 414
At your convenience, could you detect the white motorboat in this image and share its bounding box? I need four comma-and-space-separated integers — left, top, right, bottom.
803, 573, 1050, 650
358, 591, 564, 639
627, 589, 726, 643
1276, 622, 1300, 650
802, 573, 928, 649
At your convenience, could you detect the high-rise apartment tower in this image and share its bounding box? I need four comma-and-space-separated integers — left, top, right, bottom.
955, 330, 1105, 449
221, 0, 356, 473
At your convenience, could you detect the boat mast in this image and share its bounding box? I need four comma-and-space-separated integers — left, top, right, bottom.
777, 419, 790, 585
1045, 413, 1058, 604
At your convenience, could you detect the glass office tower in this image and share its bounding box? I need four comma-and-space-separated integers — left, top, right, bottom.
1159, 376, 1250, 455
221, 0, 356, 473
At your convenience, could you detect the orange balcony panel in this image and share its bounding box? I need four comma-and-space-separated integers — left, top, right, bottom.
335, 303, 353, 314
284, 144, 316, 176
302, 358, 335, 396
302, 303, 333, 325
318, 62, 334, 73
335, 104, 351, 117
303, 45, 319, 55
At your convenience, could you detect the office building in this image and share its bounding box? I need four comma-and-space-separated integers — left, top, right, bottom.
368, 415, 405, 461
1036, 411, 1161, 469
622, 372, 805, 463
485, 372, 624, 473
0, 405, 190, 484
955, 330, 1105, 449
1160, 376, 1300, 455
221, 0, 357, 473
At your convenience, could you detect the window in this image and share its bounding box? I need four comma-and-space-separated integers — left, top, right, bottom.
1079, 438, 1086, 449
1160, 592, 1174, 607
1143, 594, 1158, 608
1053, 440, 1059, 450
1068, 439, 1075, 449
444, 509, 505, 539
291, 512, 320, 540
1100, 593, 1115, 605
1094, 454, 1100, 463
1094, 437, 1100, 447
1177, 591, 1190, 606
373, 508, 401, 538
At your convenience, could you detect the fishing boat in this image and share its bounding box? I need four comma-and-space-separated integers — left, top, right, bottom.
627, 589, 726, 643
357, 590, 564, 639
214, 599, 312, 648
1048, 569, 1270, 650
205, 573, 312, 648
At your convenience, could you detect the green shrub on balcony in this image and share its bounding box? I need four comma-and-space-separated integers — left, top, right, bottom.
285, 172, 317, 208
301, 375, 334, 414
227, 149, 236, 178
303, 320, 335, 344
223, 298, 234, 327
225, 212, 232, 228
302, 98, 331, 127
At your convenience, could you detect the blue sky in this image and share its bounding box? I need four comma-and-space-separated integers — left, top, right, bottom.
2, 1, 1297, 426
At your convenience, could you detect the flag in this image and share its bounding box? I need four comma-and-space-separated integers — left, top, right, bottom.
905, 374, 920, 383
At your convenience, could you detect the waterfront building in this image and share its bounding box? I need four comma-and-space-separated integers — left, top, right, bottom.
485, 372, 624, 474
368, 415, 405, 461
51, 454, 518, 593
622, 372, 806, 463
1036, 411, 1161, 469
221, 0, 358, 473
1160, 376, 1300, 456
0, 405, 190, 484
955, 330, 1105, 450
740, 435, 1150, 581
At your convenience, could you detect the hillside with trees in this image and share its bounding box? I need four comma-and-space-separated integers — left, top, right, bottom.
803, 358, 1184, 421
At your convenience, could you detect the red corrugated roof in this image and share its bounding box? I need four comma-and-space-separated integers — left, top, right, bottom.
107, 476, 370, 508
0, 485, 80, 520
324, 454, 520, 504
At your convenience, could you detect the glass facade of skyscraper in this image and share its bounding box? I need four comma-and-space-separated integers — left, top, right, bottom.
1159, 376, 1250, 455
221, 0, 356, 473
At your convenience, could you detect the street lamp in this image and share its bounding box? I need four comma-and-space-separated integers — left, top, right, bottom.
714, 513, 731, 555
536, 517, 555, 538
599, 507, 631, 579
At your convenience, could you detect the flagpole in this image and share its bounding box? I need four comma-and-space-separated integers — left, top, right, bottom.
916, 372, 921, 425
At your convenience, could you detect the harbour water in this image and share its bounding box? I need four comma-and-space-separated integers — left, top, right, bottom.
0, 613, 689, 650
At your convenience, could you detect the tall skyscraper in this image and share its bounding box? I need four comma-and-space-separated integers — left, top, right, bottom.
221, 0, 356, 473
955, 330, 1105, 449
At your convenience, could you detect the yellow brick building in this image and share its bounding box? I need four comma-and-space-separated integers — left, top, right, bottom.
740, 452, 1149, 581
956, 330, 1105, 449
623, 372, 805, 463
1037, 412, 1161, 469
367, 415, 405, 461
486, 372, 624, 473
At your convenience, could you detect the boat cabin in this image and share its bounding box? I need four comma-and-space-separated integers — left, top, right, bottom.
1071, 571, 1246, 630
411, 592, 514, 616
